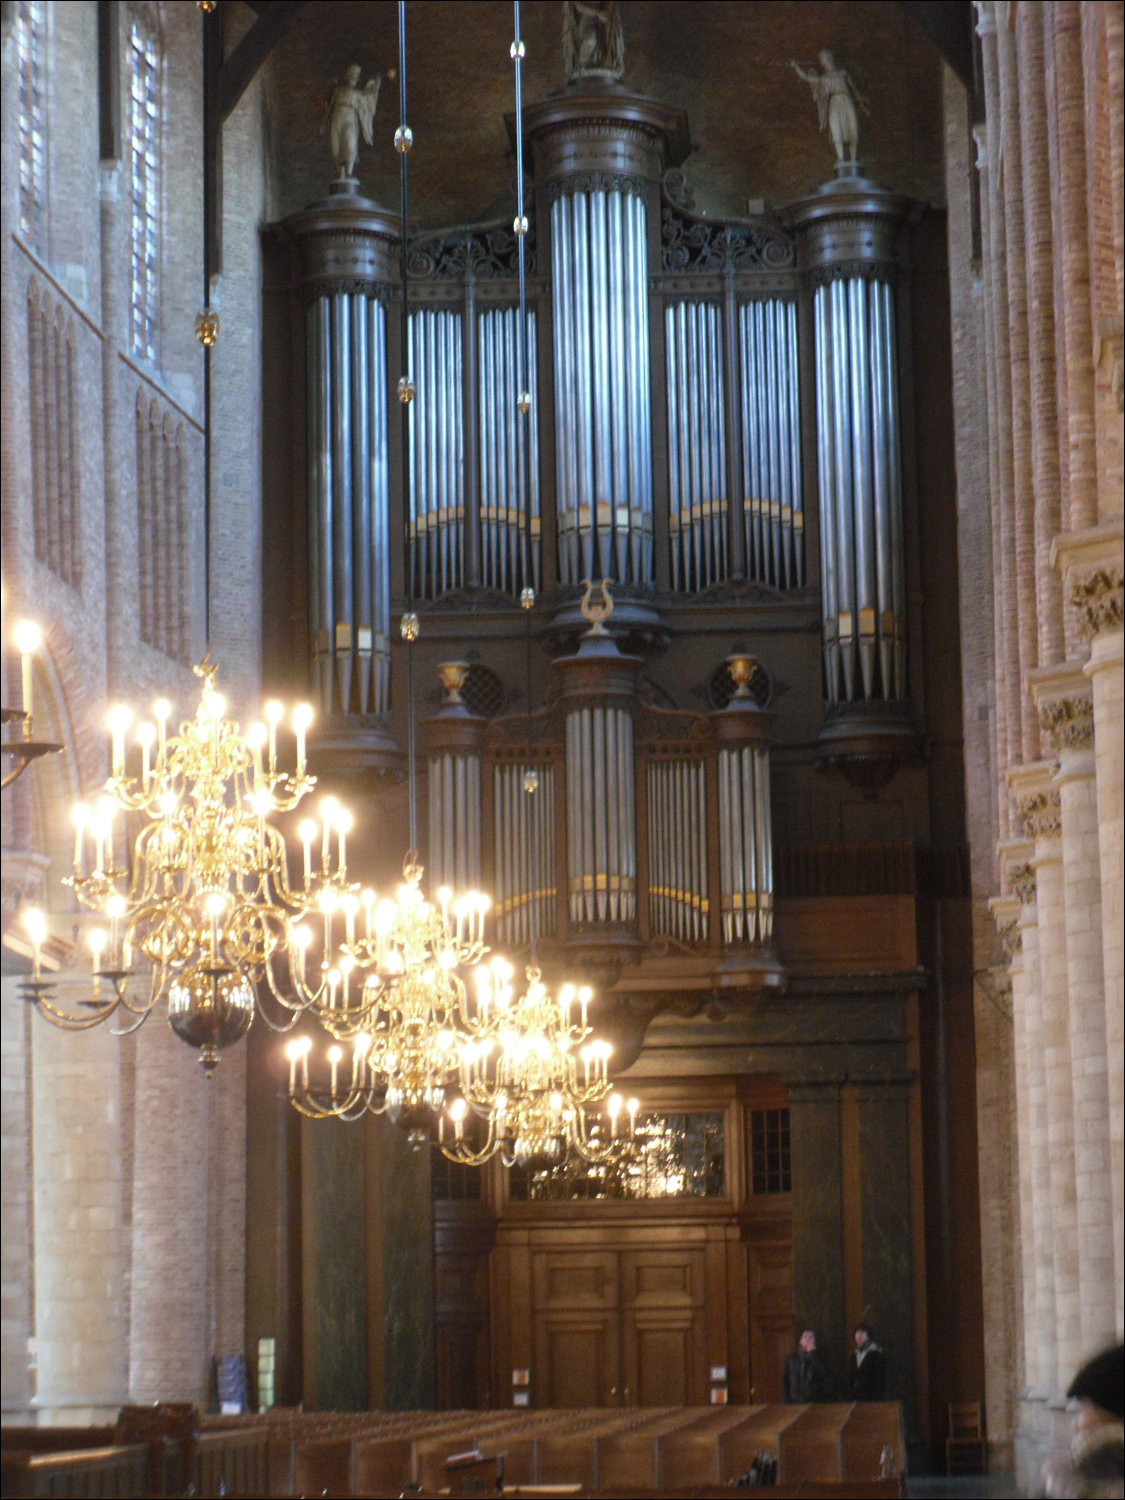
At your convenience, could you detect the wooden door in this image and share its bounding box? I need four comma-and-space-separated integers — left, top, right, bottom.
620, 1247, 708, 1406
532, 1251, 621, 1407
747, 1241, 794, 1403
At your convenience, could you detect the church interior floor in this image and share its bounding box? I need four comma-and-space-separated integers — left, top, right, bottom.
906, 1477, 1021, 1498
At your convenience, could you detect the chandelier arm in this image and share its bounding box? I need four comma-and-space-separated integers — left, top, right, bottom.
25, 990, 124, 1030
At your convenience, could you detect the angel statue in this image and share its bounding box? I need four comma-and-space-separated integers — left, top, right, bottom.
789, 50, 870, 167
321, 64, 385, 182
563, 1, 624, 82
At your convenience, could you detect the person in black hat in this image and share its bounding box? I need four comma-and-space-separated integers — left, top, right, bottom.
1044, 1345, 1124, 1499
847, 1322, 887, 1401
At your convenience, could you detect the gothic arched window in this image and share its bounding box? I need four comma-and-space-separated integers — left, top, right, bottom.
15, 1, 47, 247
128, 5, 162, 364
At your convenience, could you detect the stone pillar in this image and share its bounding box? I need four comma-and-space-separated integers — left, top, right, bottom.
1056, 524, 1125, 1335
1032, 668, 1117, 1353
788, 1079, 846, 1396
990, 891, 1037, 1396
1008, 853, 1057, 1399
1011, 765, 1081, 1396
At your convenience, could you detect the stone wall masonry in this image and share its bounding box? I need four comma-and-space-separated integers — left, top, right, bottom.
1, 0, 265, 1417
947, 2, 1124, 1478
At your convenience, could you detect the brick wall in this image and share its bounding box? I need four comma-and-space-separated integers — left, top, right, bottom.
0, 0, 263, 1418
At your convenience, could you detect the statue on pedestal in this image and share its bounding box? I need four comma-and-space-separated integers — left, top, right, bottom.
563, 1, 625, 82
789, 50, 870, 169
322, 64, 387, 183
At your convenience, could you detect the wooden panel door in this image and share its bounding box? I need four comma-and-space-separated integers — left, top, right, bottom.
532, 1251, 621, 1407
747, 1241, 794, 1403
620, 1248, 708, 1406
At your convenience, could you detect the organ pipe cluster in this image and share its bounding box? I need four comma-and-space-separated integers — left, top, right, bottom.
425, 663, 485, 892
647, 758, 709, 942
478, 307, 540, 595
493, 760, 556, 948
407, 308, 465, 598
307, 290, 391, 715
713, 656, 774, 946
813, 273, 906, 704
665, 300, 728, 591
551, 186, 653, 584
739, 299, 803, 590
556, 625, 642, 930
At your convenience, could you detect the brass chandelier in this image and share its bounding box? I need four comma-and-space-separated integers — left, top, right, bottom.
23, 660, 318, 1069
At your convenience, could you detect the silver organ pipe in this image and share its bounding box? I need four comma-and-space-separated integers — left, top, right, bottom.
424, 667, 486, 893
713, 690, 774, 948
665, 301, 727, 591
564, 704, 637, 923
812, 274, 906, 705
738, 298, 803, 589
306, 290, 391, 715
408, 308, 464, 599
477, 307, 540, 595
551, 186, 653, 584
493, 761, 556, 948
428, 751, 481, 891
646, 759, 709, 943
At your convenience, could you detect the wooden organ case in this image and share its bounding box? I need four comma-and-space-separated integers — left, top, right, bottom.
256, 54, 976, 1454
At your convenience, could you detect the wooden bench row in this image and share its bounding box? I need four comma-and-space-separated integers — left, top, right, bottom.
0, 1402, 903, 1497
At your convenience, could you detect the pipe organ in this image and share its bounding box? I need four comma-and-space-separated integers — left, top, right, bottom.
646, 757, 709, 943
275, 82, 917, 870
739, 298, 803, 591
279, 191, 401, 772
712, 659, 775, 947
665, 300, 727, 592
407, 308, 464, 599
785, 183, 916, 784
557, 631, 641, 936
477, 307, 540, 595
550, 185, 652, 584
812, 275, 905, 704
424, 664, 485, 890
492, 759, 556, 950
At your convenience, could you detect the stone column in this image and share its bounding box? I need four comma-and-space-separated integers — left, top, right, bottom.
1056, 525, 1125, 1335
1032, 668, 1116, 1353
990, 891, 1037, 1396
1007, 853, 1057, 1400
1011, 765, 1081, 1396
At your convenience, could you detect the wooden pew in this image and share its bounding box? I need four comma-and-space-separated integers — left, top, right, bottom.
776, 1403, 853, 1483
840, 1401, 905, 1481
193, 1426, 271, 1498
715, 1403, 801, 1482
0, 1443, 150, 1498
596, 1408, 707, 1491
656, 1406, 759, 1491
534, 1410, 653, 1491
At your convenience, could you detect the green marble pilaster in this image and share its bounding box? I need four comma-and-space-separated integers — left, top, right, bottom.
788, 1079, 846, 1397
366, 1115, 436, 1410
857, 1079, 916, 1429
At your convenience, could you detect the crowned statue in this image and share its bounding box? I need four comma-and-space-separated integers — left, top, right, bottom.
322, 64, 387, 184
563, 1, 625, 82
790, 50, 871, 171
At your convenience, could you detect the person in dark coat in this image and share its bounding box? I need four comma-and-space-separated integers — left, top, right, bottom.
783, 1329, 828, 1403
847, 1323, 887, 1401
